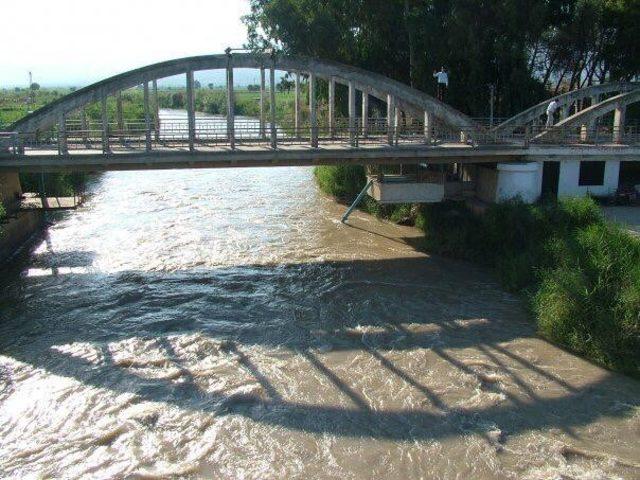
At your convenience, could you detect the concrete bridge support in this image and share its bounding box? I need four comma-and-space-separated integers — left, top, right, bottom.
101, 95, 109, 153
57, 113, 68, 155
153, 80, 160, 141
269, 66, 277, 148
294, 73, 301, 137
348, 81, 356, 146
309, 73, 318, 148
361, 91, 369, 137
496, 163, 540, 203
186, 70, 196, 152
259, 67, 266, 140
226, 56, 235, 149
329, 77, 336, 138
116, 91, 124, 144
386, 95, 395, 146
143, 83, 152, 152
613, 105, 626, 144
424, 111, 432, 144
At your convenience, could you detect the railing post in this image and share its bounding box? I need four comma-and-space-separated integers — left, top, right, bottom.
294, 72, 301, 138
613, 104, 626, 144
328, 77, 336, 138
153, 79, 160, 141
386, 94, 395, 146
423, 111, 432, 144
524, 125, 530, 148
309, 72, 318, 148
226, 53, 235, 149
186, 69, 196, 152
80, 108, 89, 146
259, 66, 266, 140
361, 89, 369, 138
57, 112, 68, 155
143, 82, 152, 152
101, 94, 110, 154
269, 61, 277, 148
116, 91, 125, 144
348, 80, 356, 147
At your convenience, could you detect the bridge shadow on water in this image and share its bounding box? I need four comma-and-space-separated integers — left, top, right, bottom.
1, 248, 639, 445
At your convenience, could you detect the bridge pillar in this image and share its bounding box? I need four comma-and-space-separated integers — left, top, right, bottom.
226, 56, 235, 149
259, 67, 266, 140
294, 72, 301, 138
309, 73, 318, 147
423, 111, 432, 144
348, 81, 356, 146
386, 94, 395, 146
613, 104, 626, 144
143, 82, 152, 152
186, 70, 196, 152
496, 162, 541, 203
328, 77, 336, 138
361, 90, 369, 137
101, 94, 110, 154
116, 91, 124, 144
269, 65, 277, 148
394, 107, 401, 145
57, 112, 68, 155
153, 80, 160, 141
80, 108, 88, 146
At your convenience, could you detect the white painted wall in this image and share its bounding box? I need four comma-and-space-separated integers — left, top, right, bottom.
496, 163, 541, 203
557, 160, 620, 197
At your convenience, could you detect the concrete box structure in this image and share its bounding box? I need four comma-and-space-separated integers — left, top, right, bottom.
496, 162, 541, 203
370, 180, 444, 204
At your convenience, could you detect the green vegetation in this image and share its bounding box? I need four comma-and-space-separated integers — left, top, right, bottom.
20, 172, 89, 197
314, 165, 638, 377
245, 0, 640, 118
416, 198, 639, 377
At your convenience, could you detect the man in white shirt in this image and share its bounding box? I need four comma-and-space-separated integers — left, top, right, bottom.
546, 99, 559, 127
433, 67, 449, 101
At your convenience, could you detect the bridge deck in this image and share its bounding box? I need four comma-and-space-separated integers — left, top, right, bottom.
1, 140, 637, 172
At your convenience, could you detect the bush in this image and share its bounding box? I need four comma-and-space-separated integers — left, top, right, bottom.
313, 165, 366, 200
417, 197, 639, 377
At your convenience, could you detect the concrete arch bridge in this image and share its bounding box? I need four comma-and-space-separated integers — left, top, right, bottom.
0, 53, 639, 207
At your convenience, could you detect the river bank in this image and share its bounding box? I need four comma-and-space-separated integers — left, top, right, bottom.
315, 165, 640, 378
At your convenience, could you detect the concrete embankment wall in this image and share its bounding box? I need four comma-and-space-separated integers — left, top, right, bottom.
0, 211, 45, 263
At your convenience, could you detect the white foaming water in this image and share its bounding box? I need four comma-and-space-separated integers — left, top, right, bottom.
0, 114, 639, 479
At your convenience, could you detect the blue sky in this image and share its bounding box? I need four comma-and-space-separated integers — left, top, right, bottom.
2, 0, 252, 88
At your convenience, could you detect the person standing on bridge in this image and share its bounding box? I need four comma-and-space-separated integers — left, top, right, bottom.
433, 67, 449, 101
546, 99, 559, 127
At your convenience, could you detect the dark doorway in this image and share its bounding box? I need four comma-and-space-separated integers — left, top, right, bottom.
541, 161, 560, 199
618, 161, 640, 189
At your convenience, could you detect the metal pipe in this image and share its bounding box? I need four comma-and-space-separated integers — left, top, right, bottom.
329, 77, 335, 138
348, 81, 356, 146
294, 72, 301, 138
260, 67, 266, 139
387, 94, 395, 146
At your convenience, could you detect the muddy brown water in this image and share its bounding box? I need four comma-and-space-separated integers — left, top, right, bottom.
1, 116, 639, 479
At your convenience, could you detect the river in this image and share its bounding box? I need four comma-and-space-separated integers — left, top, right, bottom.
0, 112, 639, 479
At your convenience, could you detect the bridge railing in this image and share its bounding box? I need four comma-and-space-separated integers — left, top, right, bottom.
3, 118, 639, 157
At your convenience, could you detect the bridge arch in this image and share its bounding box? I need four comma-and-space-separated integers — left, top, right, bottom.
532, 89, 640, 143
9, 53, 478, 148
495, 81, 639, 134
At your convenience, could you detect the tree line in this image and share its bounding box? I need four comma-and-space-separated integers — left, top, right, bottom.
243, 0, 640, 117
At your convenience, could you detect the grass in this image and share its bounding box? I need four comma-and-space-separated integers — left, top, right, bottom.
416, 198, 640, 377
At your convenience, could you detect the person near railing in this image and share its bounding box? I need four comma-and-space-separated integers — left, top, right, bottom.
433, 67, 449, 101
546, 99, 559, 127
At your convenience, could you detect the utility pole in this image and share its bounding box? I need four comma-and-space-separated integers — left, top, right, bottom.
488, 83, 495, 127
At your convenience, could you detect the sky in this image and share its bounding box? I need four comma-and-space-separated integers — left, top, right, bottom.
1, 0, 252, 88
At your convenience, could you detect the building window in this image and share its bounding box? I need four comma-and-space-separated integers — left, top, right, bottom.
579, 161, 605, 186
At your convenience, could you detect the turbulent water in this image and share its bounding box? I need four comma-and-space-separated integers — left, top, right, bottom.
1, 115, 639, 479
